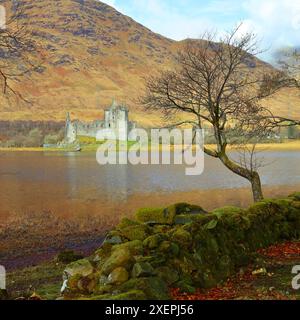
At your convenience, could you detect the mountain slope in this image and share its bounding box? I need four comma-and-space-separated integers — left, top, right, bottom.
0, 0, 299, 126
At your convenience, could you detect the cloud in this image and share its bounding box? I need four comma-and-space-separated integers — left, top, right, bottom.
241, 0, 300, 58
100, 0, 300, 61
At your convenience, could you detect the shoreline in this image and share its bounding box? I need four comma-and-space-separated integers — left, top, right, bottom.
1, 140, 300, 152
2, 184, 299, 272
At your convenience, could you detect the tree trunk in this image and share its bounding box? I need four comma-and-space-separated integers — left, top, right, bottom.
250, 171, 264, 202
218, 152, 264, 203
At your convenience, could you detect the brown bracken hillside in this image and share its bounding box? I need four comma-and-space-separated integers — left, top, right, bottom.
0, 0, 299, 126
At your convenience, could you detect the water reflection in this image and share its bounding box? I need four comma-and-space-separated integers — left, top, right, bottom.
0, 150, 299, 219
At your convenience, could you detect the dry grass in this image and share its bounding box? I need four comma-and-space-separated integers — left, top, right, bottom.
0, 210, 128, 269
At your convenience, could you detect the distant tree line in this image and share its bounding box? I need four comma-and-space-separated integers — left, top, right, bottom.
0, 120, 64, 147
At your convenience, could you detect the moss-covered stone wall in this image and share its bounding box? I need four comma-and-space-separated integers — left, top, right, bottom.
62, 193, 300, 300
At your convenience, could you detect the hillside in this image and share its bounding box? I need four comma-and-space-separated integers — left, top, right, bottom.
0, 0, 299, 127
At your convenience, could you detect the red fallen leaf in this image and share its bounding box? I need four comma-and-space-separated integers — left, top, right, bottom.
171, 241, 300, 301
257, 241, 300, 260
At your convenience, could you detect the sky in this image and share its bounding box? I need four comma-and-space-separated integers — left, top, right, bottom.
101, 0, 300, 62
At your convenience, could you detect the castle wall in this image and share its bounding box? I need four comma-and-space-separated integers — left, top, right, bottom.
65, 103, 136, 142
65, 119, 77, 144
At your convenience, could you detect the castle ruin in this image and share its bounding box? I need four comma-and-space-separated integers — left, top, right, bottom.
65, 101, 136, 143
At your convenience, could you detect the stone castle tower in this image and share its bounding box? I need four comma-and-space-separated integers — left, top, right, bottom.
64, 101, 136, 143
65, 112, 77, 144
104, 100, 130, 141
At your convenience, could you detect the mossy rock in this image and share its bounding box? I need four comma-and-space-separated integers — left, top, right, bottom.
215, 255, 233, 280
289, 192, 300, 201
63, 196, 300, 300
134, 254, 167, 268
64, 259, 94, 278
174, 214, 204, 225
104, 231, 123, 245
158, 241, 180, 256
291, 201, 300, 210
170, 254, 197, 276
135, 203, 206, 225
152, 225, 172, 234
94, 284, 114, 295
132, 262, 154, 278
93, 244, 113, 263
107, 267, 129, 285
67, 273, 97, 294
143, 233, 166, 249
198, 270, 218, 289
247, 201, 282, 217
116, 218, 140, 229
171, 228, 192, 246
155, 266, 179, 285
135, 207, 175, 225
77, 274, 98, 294
111, 240, 144, 256
120, 224, 150, 241
212, 206, 244, 219
101, 248, 133, 275
171, 203, 207, 215
120, 277, 170, 300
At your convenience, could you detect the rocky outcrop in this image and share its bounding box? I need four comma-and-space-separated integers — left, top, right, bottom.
62, 195, 300, 300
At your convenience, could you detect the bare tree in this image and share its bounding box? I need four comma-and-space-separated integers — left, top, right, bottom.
141, 26, 293, 202
0, 2, 43, 104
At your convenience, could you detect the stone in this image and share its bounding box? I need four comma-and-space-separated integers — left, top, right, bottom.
171, 203, 207, 215
135, 203, 206, 225
291, 201, 300, 209
132, 262, 154, 278
143, 234, 165, 249
67, 273, 97, 294
172, 228, 192, 245
289, 192, 300, 201
64, 259, 94, 278
120, 277, 170, 300
134, 254, 166, 268
112, 240, 144, 256
101, 248, 132, 275
120, 225, 150, 241
105, 235, 123, 245
174, 214, 198, 225
212, 206, 245, 219
135, 207, 175, 225
117, 218, 140, 229
155, 266, 179, 285
62, 197, 300, 300
99, 275, 109, 286
159, 241, 180, 256
77, 275, 97, 293
108, 267, 129, 284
